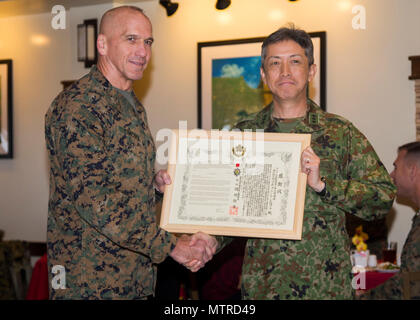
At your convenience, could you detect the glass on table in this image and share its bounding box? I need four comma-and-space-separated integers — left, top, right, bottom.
382, 241, 397, 264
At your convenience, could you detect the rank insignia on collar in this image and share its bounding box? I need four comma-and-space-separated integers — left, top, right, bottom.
308, 113, 320, 125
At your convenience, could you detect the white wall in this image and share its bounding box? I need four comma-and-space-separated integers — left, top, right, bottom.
0, 11, 71, 243
0, 0, 419, 263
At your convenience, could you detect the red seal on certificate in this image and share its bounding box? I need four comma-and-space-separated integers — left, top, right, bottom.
229, 206, 238, 216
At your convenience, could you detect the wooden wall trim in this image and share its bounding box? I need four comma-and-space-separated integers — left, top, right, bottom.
409, 56, 420, 80
416, 80, 420, 141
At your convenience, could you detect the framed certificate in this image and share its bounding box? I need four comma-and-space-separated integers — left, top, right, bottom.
160, 130, 311, 240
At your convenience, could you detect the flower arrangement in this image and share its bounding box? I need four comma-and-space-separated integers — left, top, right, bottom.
352, 225, 369, 251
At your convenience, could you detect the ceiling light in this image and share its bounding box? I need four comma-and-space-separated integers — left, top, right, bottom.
216, 0, 231, 10
159, 0, 179, 17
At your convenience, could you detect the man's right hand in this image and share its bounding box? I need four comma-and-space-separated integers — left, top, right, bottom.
169, 233, 217, 272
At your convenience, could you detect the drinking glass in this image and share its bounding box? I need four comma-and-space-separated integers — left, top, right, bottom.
382, 241, 397, 264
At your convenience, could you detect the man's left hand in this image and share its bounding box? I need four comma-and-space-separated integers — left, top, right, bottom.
301, 146, 325, 193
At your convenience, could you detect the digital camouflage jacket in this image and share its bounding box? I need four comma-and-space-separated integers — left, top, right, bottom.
360, 213, 420, 299
222, 100, 396, 299
45, 66, 177, 299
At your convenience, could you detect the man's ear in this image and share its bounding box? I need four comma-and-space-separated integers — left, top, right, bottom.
260, 67, 267, 86
308, 63, 317, 83
97, 34, 107, 56
410, 164, 419, 182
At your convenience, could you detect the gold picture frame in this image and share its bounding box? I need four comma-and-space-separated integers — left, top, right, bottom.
160, 129, 311, 240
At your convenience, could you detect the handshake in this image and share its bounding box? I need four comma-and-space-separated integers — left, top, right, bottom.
169, 232, 218, 272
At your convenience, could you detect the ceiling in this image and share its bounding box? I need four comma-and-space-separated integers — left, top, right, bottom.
0, 0, 151, 18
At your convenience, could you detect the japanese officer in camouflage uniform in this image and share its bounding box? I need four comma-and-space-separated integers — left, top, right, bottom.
45, 6, 217, 300
358, 142, 420, 299
219, 25, 396, 299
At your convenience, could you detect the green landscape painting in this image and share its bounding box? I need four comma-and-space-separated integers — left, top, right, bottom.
211, 56, 270, 130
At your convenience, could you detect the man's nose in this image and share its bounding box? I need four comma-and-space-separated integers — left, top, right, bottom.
135, 42, 148, 57
280, 62, 291, 77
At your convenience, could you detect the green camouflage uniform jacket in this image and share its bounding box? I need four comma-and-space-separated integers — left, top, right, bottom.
223, 100, 396, 299
45, 66, 177, 299
360, 212, 420, 299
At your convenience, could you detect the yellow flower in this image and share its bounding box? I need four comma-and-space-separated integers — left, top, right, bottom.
356, 241, 367, 251
355, 225, 369, 241
352, 225, 369, 252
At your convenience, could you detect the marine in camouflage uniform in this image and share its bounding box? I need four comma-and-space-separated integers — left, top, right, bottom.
218, 26, 396, 300
45, 7, 216, 299
359, 213, 420, 299
45, 65, 178, 299
359, 142, 420, 300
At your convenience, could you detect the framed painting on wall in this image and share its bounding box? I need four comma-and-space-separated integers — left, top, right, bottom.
0, 59, 13, 159
197, 32, 326, 130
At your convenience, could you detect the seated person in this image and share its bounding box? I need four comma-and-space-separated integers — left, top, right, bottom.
358, 142, 420, 299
